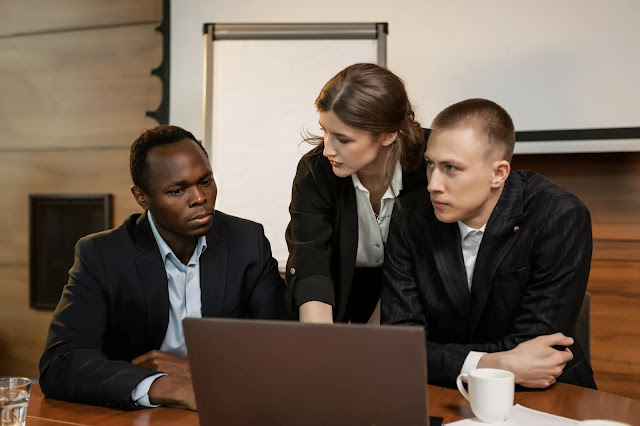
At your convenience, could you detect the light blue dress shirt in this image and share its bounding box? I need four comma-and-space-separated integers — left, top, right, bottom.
131, 212, 207, 407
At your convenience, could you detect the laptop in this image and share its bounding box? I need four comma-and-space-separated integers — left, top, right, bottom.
184, 318, 440, 426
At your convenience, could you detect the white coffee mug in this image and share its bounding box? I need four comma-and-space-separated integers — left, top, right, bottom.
456, 368, 515, 423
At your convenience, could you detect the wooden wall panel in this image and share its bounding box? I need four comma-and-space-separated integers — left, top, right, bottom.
0, 265, 54, 377
0, 24, 162, 150
0, 149, 140, 264
594, 240, 640, 262
588, 260, 640, 400
0, 0, 162, 380
0, 0, 161, 37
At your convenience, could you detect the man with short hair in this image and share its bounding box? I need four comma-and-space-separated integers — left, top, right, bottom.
40, 125, 289, 410
381, 99, 595, 389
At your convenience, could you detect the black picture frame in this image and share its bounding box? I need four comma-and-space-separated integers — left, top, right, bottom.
29, 194, 112, 309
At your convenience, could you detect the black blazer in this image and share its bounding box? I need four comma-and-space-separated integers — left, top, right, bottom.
39, 211, 288, 410
381, 170, 596, 389
285, 143, 427, 322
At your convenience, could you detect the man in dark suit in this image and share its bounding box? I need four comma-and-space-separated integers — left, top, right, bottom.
381, 99, 596, 390
39, 125, 289, 410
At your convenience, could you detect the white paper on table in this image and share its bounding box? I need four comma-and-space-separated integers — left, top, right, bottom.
446, 404, 579, 425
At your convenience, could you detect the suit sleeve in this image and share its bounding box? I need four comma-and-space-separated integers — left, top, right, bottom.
284, 153, 337, 314
383, 202, 593, 388
248, 223, 292, 320
39, 237, 156, 410
381, 208, 429, 325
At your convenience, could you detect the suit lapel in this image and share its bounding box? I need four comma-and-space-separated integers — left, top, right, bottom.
134, 212, 170, 350
200, 223, 228, 317
431, 219, 471, 317
469, 173, 524, 332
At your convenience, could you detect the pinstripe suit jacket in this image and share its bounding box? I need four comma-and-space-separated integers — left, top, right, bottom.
381, 170, 596, 389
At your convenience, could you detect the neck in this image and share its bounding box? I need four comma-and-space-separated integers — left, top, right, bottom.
148, 212, 199, 265
173, 242, 197, 265
357, 146, 392, 193
162, 233, 198, 265
463, 185, 505, 229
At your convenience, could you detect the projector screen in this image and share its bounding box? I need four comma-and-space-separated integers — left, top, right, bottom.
170, 1, 640, 155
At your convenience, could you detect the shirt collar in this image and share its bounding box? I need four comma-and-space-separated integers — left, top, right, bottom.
457, 221, 487, 241
351, 161, 403, 200
148, 211, 207, 265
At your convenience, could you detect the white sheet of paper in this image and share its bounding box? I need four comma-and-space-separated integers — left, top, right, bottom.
446, 404, 578, 425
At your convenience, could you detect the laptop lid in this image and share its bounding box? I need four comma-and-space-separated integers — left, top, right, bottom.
184, 318, 428, 426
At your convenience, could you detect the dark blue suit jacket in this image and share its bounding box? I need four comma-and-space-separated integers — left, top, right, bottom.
40, 211, 288, 409
381, 170, 596, 389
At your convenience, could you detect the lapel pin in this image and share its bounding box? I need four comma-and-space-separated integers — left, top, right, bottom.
513, 225, 520, 233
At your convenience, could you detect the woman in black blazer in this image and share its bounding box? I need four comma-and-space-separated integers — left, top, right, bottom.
285, 63, 427, 323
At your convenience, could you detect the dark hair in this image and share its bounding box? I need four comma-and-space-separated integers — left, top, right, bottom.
307, 63, 424, 176
431, 98, 516, 161
130, 125, 205, 191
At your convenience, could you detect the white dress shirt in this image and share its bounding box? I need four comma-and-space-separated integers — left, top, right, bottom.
457, 221, 489, 376
352, 162, 403, 267
131, 212, 207, 407
351, 162, 402, 324
458, 221, 486, 289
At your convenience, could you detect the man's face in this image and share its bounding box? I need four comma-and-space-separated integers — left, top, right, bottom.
425, 126, 502, 228
319, 110, 396, 178
137, 138, 217, 245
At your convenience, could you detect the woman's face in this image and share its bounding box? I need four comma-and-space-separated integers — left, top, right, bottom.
319, 110, 396, 178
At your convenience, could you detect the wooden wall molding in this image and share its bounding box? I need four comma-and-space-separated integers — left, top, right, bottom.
0, 0, 161, 37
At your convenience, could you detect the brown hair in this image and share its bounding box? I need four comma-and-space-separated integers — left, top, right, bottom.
306, 63, 424, 177
431, 98, 515, 161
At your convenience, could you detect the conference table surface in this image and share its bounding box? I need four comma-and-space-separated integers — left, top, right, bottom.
26, 382, 639, 425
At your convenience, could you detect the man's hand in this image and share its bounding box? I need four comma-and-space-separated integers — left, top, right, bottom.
148, 376, 197, 411
132, 350, 191, 379
478, 333, 574, 388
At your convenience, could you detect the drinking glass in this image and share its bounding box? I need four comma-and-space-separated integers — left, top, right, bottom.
0, 377, 31, 426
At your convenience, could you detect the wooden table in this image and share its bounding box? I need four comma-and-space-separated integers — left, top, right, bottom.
26, 383, 640, 425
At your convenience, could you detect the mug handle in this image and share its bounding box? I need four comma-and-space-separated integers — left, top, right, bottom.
456, 373, 470, 401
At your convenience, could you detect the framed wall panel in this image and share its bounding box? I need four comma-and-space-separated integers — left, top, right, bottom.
29, 194, 112, 309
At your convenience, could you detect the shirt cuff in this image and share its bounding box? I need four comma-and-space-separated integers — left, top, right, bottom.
131, 373, 165, 408
460, 351, 487, 376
